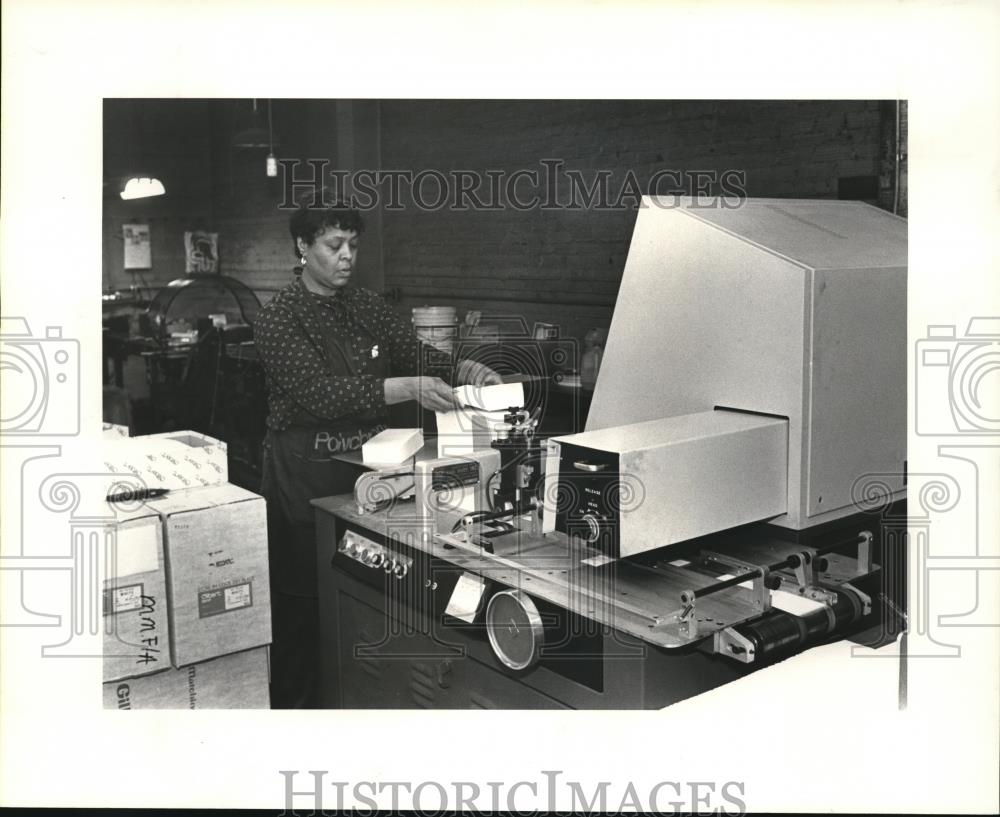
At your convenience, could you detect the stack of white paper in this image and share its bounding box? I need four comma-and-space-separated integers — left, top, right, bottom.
435, 408, 510, 458
435, 382, 526, 458
362, 428, 424, 465
453, 382, 524, 411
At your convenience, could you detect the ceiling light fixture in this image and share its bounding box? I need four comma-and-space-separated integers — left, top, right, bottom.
266, 100, 278, 177
233, 98, 272, 148
233, 98, 280, 177
120, 176, 166, 200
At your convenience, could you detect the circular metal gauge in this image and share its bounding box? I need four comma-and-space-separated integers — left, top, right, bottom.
486, 589, 544, 671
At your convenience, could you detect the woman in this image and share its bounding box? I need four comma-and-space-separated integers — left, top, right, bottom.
255, 201, 500, 708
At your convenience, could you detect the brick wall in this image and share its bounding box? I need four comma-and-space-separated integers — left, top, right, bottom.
209, 100, 335, 296
105, 99, 902, 346
103, 100, 215, 293
103, 100, 373, 301
897, 101, 908, 217
379, 99, 889, 342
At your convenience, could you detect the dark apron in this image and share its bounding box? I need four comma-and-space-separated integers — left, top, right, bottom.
260, 289, 390, 708
261, 427, 382, 596
260, 288, 390, 597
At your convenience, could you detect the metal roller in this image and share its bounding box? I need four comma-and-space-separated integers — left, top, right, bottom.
734, 585, 870, 662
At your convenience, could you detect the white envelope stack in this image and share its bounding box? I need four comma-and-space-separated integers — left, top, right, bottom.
435, 382, 525, 458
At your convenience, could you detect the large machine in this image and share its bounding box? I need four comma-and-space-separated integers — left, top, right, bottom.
313, 197, 907, 709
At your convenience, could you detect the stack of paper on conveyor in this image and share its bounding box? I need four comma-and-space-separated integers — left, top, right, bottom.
362, 428, 423, 465
435, 382, 524, 458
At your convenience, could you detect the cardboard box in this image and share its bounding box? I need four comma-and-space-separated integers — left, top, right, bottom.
102, 422, 130, 441
104, 646, 270, 709
102, 431, 228, 492
103, 507, 170, 683
148, 483, 271, 667
140, 431, 227, 484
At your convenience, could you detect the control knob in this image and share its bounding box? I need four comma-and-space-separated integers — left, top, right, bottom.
580, 513, 602, 543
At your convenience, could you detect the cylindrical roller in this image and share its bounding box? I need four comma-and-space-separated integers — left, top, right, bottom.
735, 586, 871, 662
736, 612, 807, 661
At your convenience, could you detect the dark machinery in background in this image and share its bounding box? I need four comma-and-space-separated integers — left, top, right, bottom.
138, 273, 261, 344
104, 271, 591, 494
102, 274, 268, 491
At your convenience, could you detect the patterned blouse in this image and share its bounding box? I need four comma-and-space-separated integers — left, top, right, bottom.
254, 278, 433, 432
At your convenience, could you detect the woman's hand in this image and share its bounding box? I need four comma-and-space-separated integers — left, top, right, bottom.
455, 359, 503, 386
384, 376, 461, 412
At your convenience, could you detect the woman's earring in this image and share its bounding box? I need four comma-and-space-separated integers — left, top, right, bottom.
300, 255, 307, 266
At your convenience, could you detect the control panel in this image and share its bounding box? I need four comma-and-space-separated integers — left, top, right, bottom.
338, 530, 413, 579
554, 442, 621, 557
431, 460, 481, 491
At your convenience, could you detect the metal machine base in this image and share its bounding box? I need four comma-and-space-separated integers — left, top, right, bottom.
313, 496, 903, 709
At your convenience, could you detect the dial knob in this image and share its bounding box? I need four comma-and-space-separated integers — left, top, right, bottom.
581, 513, 602, 543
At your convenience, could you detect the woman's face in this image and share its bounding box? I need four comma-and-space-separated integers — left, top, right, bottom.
298, 226, 359, 293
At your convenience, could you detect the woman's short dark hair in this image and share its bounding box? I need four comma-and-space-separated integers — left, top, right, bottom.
289, 203, 365, 259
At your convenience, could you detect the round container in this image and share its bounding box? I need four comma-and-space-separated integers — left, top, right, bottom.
412, 305, 458, 356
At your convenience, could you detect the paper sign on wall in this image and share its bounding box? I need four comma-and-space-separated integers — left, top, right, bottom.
123, 223, 151, 269
185, 231, 218, 273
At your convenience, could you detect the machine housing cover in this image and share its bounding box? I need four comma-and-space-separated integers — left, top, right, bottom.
587, 198, 906, 530
547, 410, 788, 558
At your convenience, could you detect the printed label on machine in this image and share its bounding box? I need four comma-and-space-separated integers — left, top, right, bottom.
431, 461, 481, 490
444, 572, 487, 623
198, 581, 253, 618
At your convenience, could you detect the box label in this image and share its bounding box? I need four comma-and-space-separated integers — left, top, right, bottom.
198, 581, 253, 618
110, 522, 159, 579
103, 583, 144, 616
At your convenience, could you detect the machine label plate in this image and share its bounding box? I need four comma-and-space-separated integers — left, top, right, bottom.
431, 461, 481, 490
